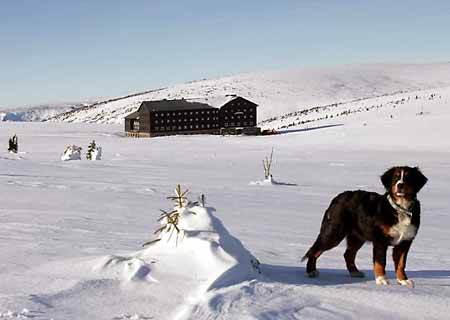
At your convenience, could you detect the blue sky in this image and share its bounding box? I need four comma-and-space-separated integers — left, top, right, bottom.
1, 0, 449, 107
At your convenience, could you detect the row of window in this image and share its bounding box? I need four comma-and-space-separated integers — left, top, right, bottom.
223, 114, 253, 120
154, 110, 218, 117
155, 123, 220, 132
155, 117, 218, 124
223, 121, 253, 127
222, 108, 252, 113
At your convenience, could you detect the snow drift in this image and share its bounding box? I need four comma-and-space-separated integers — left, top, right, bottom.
96, 203, 260, 286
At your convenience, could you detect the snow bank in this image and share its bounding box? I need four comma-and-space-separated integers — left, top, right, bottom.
61, 145, 82, 161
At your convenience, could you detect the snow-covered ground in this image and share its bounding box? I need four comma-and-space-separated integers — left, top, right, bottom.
1, 86, 450, 319
47, 63, 450, 124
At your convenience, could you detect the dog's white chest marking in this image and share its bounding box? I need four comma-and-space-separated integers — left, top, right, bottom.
388, 211, 417, 245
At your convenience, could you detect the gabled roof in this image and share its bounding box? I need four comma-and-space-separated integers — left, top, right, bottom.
139, 99, 215, 112
185, 95, 258, 108
124, 111, 140, 119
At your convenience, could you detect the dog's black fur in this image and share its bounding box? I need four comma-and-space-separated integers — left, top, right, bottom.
302, 166, 427, 284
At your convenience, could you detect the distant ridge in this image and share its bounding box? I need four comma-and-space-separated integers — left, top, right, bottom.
10, 62, 450, 124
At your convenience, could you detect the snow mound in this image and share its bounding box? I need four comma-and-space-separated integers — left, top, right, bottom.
61, 145, 82, 161
249, 176, 297, 186
95, 204, 261, 292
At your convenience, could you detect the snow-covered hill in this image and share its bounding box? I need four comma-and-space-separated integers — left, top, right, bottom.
0, 102, 90, 122
47, 63, 450, 125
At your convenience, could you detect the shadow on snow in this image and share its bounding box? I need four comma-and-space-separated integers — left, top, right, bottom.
277, 124, 344, 135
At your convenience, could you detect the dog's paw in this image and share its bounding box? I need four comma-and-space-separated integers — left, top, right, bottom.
375, 275, 389, 285
350, 270, 365, 278
397, 279, 415, 287
306, 270, 320, 278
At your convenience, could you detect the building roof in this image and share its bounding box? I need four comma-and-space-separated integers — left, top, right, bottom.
124, 111, 140, 119
185, 95, 258, 108
139, 99, 215, 112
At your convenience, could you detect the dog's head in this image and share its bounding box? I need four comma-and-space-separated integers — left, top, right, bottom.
381, 166, 427, 201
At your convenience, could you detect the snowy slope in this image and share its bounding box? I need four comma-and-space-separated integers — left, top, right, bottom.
0, 102, 90, 122
1, 86, 450, 319
47, 63, 450, 124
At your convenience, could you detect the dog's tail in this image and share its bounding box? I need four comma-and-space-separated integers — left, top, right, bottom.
301, 239, 320, 262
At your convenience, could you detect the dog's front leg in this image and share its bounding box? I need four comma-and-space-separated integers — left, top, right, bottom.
393, 241, 414, 286
373, 242, 389, 285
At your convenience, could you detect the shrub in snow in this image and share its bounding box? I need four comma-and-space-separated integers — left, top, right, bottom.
263, 147, 274, 181
143, 184, 195, 247
7, 134, 18, 153
61, 145, 82, 161
86, 140, 102, 161
250, 148, 277, 185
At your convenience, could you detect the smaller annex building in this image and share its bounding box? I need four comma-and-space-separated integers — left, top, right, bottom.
125, 95, 259, 137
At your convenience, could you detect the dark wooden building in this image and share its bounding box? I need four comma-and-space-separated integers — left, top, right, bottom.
218, 96, 259, 135
125, 96, 259, 137
125, 99, 220, 137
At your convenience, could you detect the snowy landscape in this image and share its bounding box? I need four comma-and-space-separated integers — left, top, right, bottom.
1, 63, 450, 319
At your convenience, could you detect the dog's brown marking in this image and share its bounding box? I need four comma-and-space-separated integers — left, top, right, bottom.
374, 261, 386, 278
393, 243, 411, 281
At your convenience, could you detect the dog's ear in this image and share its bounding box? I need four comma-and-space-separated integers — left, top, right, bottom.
412, 167, 428, 192
381, 167, 396, 190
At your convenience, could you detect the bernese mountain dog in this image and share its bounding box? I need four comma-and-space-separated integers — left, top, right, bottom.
302, 166, 427, 286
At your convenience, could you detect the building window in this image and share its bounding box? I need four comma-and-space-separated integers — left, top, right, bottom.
131, 120, 140, 131
243, 122, 248, 126
155, 127, 159, 131
161, 126, 165, 131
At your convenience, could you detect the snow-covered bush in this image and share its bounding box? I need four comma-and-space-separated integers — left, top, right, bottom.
61, 145, 82, 161
8, 135, 18, 153
86, 140, 102, 161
